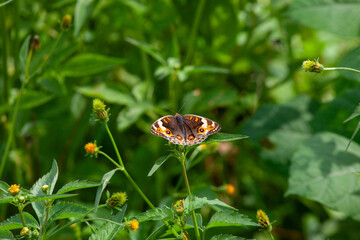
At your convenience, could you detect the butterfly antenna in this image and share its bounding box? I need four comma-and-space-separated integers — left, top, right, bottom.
161, 104, 176, 114
177, 102, 186, 113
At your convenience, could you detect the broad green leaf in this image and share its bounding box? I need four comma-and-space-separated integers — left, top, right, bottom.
126, 38, 167, 65
186, 213, 203, 229
344, 104, 360, 123
0, 91, 55, 114
0, 230, 15, 240
30, 160, 59, 225
94, 168, 119, 213
339, 47, 360, 81
19, 35, 31, 75
286, 132, 360, 220
210, 234, 247, 240
48, 202, 89, 225
0, 196, 14, 204
0, 212, 39, 230
60, 53, 125, 77
206, 211, 259, 229
286, 0, 360, 37
28, 194, 77, 203
184, 196, 237, 213
57, 180, 99, 194
202, 133, 248, 144
117, 102, 153, 130
0, 181, 10, 193
76, 84, 134, 106
146, 224, 167, 240
136, 206, 173, 222
148, 154, 174, 177
89, 204, 127, 240
74, 0, 94, 36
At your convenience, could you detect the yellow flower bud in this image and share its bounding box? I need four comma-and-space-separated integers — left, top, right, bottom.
125, 219, 139, 231
257, 209, 272, 231
20, 227, 30, 236
62, 14, 72, 30
8, 184, 20, 195
107, 192, 127, 208
92, 99, 109, 122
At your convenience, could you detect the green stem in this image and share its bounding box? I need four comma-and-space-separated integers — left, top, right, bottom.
18, 207, 26, 226
104, 123, 125, 167
324, 67, 360, 74
103, 124, 179, 237
267, 230, 275, 240
180, 152, 201, 240
0, 47, 33, 178
184, 0, 206, 65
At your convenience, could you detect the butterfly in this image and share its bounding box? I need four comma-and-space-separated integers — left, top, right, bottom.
150, 113, 221, 146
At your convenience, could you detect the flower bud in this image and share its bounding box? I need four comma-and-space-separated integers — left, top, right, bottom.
32, 229, 39, 236
226, 184, 235, 195
107, 192, 127, 208
257, 209, 272, 231
174, 200, 184, 215
20, 227, 30, 236
125, 219, 139, 231
42, 184, 49, 193
62, 14, 72, 30
19, 196, 25, 203
302, 59, 324, 73
92, 99, 109, 122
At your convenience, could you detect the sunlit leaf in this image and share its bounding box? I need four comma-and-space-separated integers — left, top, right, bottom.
57, 180, 99, 194
136, 206, 173, 222
206, 211, 259, 229
184, 196, 237, 213
210, 234, 247, 240
0, 213, 39, 230
202, 133, 248, 144
0, 230, 15, 240
286, 132, 360, 220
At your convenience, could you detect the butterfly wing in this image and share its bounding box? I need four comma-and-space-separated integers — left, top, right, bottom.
150, 115, 186, 145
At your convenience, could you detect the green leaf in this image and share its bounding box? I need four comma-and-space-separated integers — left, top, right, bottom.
202, 133, 248, 144
210, 234, 247, 240
184, 196, 237, 213
346, 120, 360, 151
76, 84, 134, 106
136, 206, 173, 222
186, 213, 203, 229
94, 168, 119, 213
0, 230, 15, 240
60, 53, 125, 77
206, 211, 259, 229
286, 0, 360, 37
286, 132, 360, 220
0, 0, 13, 7
116, 102, 153, 130
125, 38, 167, 65
147, 154, 174, 177
28, 193, 77, 203
0, 212, 39, 230
57, 180, 99, 194
344, 104, 360, 123
0, 181, 10, 193
47, 202, 89, 225
30, 160, 59, 225
0, 196, 13, 204
74, 0, 94, 36
146, 224, 167, 240
89, 204, 127, 240
19, 35, 31, 74
339, 46, 360, 81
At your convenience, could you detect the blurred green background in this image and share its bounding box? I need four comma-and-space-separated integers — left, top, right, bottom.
1, 0, 360, 239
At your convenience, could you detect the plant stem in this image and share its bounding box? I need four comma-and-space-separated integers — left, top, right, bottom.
324, 67, 360, 74
103, 123, 179, 237
0, 46, 33, 178
267, 230, 275, 240
180, 152, 201, 240
184, 0, 206, 65
18, 207, 26, 226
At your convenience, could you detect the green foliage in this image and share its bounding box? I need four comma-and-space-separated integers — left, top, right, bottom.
2, 0, 360, 239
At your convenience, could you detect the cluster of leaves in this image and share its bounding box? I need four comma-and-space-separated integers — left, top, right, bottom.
1, 0, 360, 239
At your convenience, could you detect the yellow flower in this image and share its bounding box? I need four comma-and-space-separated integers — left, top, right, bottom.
226, 184, 235, 195
257, 209, 272, 231
20, 227, 29, 236
62, 14, 72, 30
85, 142, 97, 154
125, 219, 139, 231
8, 184, 20, 195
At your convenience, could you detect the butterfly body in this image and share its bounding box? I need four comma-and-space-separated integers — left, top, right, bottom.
151, 113, 221, 146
